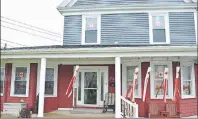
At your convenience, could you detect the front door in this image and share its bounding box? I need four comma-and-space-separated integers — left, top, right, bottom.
76, 67, 108, 107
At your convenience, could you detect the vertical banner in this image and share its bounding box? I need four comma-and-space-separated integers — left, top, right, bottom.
130, 67, 139, 102
163, 68, 168, 103
65, 65, 79, 98
173, 66, 180, 101
142, 67, 151, 102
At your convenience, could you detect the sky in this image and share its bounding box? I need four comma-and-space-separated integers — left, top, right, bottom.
1, 0, 64, 48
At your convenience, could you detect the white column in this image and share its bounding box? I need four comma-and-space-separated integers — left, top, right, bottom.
38, 58, 46, 117
115, 57, 121, 118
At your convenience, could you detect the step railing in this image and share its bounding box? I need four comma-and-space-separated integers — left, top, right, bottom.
121, 96, 138, 118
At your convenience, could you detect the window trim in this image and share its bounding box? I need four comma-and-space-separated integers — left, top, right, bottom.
81, 14, 101, 45
149, 12, 170, 44
122, 61, 142, 98
180, 61, 196, 99
150, 61, 173, 99
10, 63, 30, 97
0, 67, 5, 96
44, 65, 58, 97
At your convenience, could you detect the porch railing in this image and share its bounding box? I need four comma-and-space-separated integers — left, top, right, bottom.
121, 96, 138, 118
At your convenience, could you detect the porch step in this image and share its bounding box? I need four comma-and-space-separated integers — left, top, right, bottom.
70, 108, 113, 114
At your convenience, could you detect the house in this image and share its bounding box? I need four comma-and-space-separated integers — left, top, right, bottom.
1, 0, 197, 118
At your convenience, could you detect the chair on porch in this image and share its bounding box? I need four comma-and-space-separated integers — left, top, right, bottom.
166, 103, 181, 118
148, 102, 165, 118
102, 93, 115, 113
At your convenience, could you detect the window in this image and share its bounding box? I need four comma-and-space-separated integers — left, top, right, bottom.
150, 61, 173, 99
82, 15, 101, 44
181, 62, 195, 98
0, 67, 5, 96
122, 62, 141, 98
149, 13, 170, 44
44, 66, 58, 97
11, 64, 30, 97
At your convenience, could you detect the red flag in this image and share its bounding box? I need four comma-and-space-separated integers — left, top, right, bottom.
173, 66, 180, 101
130, 67, 139, 102
65, 65, 79, 98
142, 67, 151, 102
163, 68, 168, 103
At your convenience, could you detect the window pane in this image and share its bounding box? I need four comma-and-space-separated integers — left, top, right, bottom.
1, 68, 5, 81
0, 81, 3, 94
126, 66, 138, 96
154, 80, 168, 96
46, 68, 54, 81
183, 65, 192, 81
14, 81, 26, 94
183, 81, 192, 95
152, 16, 165, 29
85, 30, 97, 43
153, 29, 166, 42
45, 81, 54, 95
86, 18, 97, 30
15, 67, 27, 81
78, 72, 81, 101
84, 72, 97, 88
84, 89, 97, 104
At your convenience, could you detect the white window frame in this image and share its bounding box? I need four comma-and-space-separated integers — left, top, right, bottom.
180, 61, 196, 99
122, 61, 142, 98
44, 65, 58, 97
194, 12, 197, 44
81, 14, 101, 45
0, 67, 5, 96
150, 61, 173, 99
149, 12, 170, 44
10, 63, 30, 97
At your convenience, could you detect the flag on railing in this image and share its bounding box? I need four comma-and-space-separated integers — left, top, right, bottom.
172, 66, 180, 101
65, 65, 79, 98
142, 67, 151, 102
130, 67, 139, 102
163, 68, 169, 103
125, 67, 139, 102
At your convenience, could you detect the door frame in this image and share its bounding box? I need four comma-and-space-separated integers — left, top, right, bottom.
73, 66, 109, 107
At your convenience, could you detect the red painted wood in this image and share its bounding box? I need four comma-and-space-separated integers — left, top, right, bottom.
57, 65, 73, 108
2, 63, 37, 109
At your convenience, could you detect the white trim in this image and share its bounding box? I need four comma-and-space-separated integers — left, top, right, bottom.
149, 12, 170, 44
81, 15, 101, 45
180, 61, 196, 99
115, 57, 121, 118
58, 108, 73, 111
122, 61, 142, 98
150, 61, 173, 99
0, 67, 5, 96
57, 0, 72, 7
194, 11, 197, 44
57, 4, 197, 16
10, 63, 30, 97
67, 0, 77, 7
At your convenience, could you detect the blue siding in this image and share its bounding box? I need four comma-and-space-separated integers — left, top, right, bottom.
63, 15, 82, 45
72, 0, 184, 7
101, 13, 149, 45
169, 12, 196, 45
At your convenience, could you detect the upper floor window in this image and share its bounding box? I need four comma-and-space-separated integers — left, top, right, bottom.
0, 67, 5, 96
181, 62, 196, 98
11, 64, 30, 97
150, 61, 173, 99
149, 13, 170, 44
82, 15, 101, 44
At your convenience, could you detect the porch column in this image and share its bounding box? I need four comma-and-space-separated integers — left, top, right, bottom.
38, 58, 46, 117
115, 57, 121, 118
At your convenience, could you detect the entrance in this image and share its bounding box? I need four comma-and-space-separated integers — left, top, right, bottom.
76, 66, 108, 107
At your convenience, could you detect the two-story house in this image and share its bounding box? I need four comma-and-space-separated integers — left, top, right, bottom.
1, 0, 197, 118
